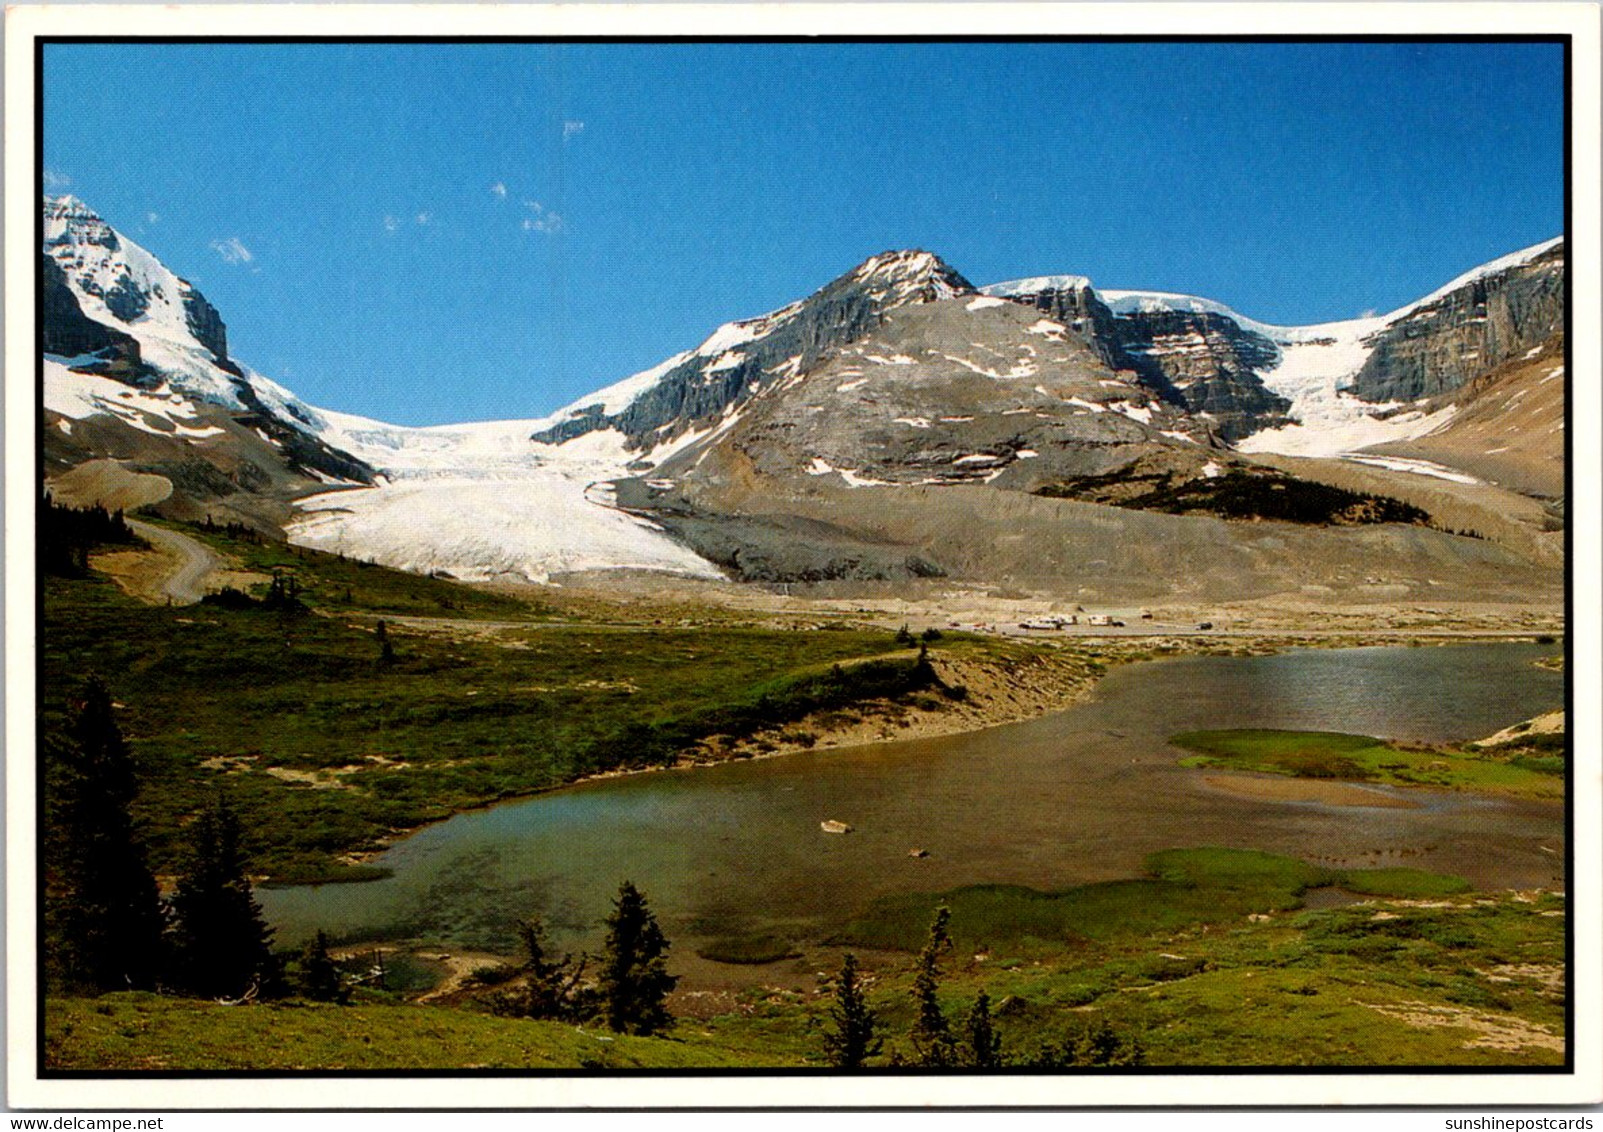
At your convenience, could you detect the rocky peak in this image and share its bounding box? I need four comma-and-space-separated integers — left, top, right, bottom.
42, 194, 237, 373
849, 249, 976, 305
43, 195, 120, 250
532, 249, 979, 451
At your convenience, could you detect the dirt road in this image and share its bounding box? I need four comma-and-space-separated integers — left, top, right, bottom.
126, 520, 225, 605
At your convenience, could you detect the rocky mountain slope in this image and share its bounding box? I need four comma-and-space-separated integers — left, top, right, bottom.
1365, 333, 1566, 502
38, 194, 1564, 600
532, 250, 977, 452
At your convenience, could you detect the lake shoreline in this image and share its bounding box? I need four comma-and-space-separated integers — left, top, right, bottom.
298, 631, 1561, 883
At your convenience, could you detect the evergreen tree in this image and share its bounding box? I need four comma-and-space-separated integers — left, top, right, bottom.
46, 677, 166, 991
822, 951, 882, 1069
298, 930, 347, 1003
964, 991, 1003, 1069
895, 624, 916, 647
168, 794, 276, 999
500, 918, 586, 1020
1019, 1020, 1146, 1068
910, 905, 957, 1067
597, 881, 677, 1035
375, 619, 396, 666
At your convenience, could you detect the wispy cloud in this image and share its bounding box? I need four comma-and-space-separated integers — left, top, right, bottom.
146, 212, 160, 226
491, 182, 508, 199
523, 212, 564, 234
44, 169, 72, 189
209, 236, 254, 265
383, 215, 400, 233
519, 197, 564, 233
562, 120, 585, 140
415, 212, 432, 226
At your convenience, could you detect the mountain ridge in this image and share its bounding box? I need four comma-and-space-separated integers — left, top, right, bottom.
39, 194, 1564, 592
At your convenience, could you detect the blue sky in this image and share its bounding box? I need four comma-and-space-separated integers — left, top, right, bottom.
44, 41, 1563, 426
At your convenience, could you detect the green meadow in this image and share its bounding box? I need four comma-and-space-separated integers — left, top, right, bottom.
1169, 729, 1562, 799
45, 851, 1564, 1070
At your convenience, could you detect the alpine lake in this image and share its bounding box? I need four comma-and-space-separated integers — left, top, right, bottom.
259, 642, 1566, 962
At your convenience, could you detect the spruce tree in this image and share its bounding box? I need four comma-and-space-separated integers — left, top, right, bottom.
597, 881, 677, 1035
168, 794, 275, 999
505, 918, 585, 1020
909, 904, 957, 1067
298, 930, 347, 1003
822, 951, 882, 1069
46, 677, 166, 991
964, 990, 1003, 1069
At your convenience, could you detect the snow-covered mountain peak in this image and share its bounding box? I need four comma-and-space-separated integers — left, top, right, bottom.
1096, 289, 1296, 342
850, 249, 975, 304
41, 194, 236, 390
44, 195, 118, 245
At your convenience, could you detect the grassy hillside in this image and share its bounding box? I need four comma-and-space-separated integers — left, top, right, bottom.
45, 863, 1565, 1070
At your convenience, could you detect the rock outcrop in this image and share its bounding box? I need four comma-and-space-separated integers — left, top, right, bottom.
978, 276, 1126, 370
1111, 308, 1292, 441
180, 284, 236, 372
40, 254, 143, 366
1349, 241, 1564, 403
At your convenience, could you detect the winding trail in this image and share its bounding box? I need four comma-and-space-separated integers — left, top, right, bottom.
126, 519, 226, 605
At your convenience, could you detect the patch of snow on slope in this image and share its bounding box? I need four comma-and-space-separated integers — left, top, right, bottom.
966, 296, 1010, 311
1339, 455, 1480, 485
839, 468, 893, 488
44, 358, 224, 439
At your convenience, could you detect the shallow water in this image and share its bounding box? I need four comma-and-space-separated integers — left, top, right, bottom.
259, 643, 1565, 954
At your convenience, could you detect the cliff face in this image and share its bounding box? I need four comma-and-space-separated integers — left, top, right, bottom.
979, 278, 1293, 442
40, 254, 143, 365
983, 279, 1126, 371
1350, 242, 1564, 403
180, 285, 235, 372
1111, 309, 1292, 441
